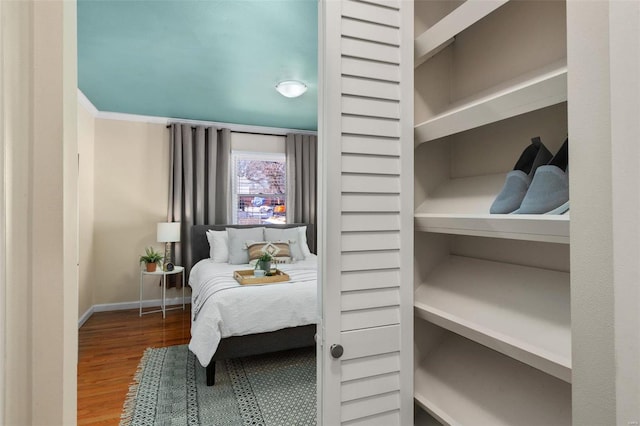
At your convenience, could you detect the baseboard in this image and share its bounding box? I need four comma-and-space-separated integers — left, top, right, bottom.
78, 306, 94, 329
78, 296, 192, 329
92, 296, 193, 313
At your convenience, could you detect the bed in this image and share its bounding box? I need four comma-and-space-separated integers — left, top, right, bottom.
187, 223, 318, 385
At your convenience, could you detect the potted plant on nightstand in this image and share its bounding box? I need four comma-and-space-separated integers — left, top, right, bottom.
140, 247, 163, 272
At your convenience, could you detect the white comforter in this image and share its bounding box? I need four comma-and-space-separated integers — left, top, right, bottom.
188, 255, 318, 367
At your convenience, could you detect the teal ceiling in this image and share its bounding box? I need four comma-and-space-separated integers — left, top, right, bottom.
78, 0, 318, 131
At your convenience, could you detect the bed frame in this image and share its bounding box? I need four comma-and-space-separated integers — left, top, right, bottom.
189, 223, 317, 386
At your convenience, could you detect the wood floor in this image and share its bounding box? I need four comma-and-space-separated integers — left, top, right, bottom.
77, 306, 191, 425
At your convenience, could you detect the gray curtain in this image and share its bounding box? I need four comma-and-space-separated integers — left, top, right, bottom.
168, 124, 231, 273
286, 133, 317, 230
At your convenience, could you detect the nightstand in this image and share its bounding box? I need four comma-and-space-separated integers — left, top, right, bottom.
139, 266, 185, 318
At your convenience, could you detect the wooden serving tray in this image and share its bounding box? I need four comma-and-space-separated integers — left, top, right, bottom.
233, 269, 290, 285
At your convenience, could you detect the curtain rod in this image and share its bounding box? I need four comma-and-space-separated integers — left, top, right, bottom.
165, 125, 293, 137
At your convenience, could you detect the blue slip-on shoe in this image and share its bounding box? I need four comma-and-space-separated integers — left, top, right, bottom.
515, 139, 569, 215
490, 137, 553, 214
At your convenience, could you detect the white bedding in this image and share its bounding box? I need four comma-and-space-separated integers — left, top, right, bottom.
188, 254, 318, 367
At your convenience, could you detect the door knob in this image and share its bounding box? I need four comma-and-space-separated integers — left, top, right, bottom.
330, 344, 344, 359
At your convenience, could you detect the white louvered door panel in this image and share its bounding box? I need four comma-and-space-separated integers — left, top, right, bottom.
319, 1, 413, 424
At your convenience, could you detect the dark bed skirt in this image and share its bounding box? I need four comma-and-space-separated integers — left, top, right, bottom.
206, 324, 317, 386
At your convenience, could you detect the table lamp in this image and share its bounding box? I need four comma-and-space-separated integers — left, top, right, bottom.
157, 222, 180, 271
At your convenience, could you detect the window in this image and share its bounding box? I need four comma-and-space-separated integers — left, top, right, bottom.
231, 152, 286, 225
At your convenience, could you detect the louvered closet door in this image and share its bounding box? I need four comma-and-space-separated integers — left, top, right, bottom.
319, 1, 413, 425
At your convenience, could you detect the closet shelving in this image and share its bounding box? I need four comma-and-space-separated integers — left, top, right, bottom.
414, 255, 571, 382
414, 213, 569, 243
414, 60, 567, 146
413, 171, 570, 243
414, 0, 509, 66
413, 0, 570, 424
414, 331, 572, 426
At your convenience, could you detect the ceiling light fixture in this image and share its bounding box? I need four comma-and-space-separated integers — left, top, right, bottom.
275, 80, 307, 98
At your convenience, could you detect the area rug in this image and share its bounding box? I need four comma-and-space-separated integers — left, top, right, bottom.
120, 345, 316, 426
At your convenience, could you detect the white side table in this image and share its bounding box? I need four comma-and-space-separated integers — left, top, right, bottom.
139, 266, 185, 318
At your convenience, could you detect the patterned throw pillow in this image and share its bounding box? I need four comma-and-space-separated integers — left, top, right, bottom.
247, 241, 292, 264
264, 228, 305, 261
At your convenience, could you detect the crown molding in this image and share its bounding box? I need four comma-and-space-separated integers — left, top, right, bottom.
96, 110, 168, 125
164, 117, 317, 136
76, 89, 316, 136
77, 88, 99, 116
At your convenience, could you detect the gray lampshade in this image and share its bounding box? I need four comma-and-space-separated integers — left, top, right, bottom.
157, 222, 181, 243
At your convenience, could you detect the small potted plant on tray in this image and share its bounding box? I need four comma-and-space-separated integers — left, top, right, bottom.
255, 252, 273, 276
140, 246, 163, 272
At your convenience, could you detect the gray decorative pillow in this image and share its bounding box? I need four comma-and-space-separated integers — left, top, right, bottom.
227, 227, 265, 264
264, 227, 305, 261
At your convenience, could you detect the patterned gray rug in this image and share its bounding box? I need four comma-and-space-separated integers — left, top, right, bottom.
121, 345, 316, 426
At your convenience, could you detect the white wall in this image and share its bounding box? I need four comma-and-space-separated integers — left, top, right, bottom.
1, 0, 78, 423
568, 2, 640, 424
231, 132, 285, 153
610, 2, 640, 422
78, 100, 96, 318
2, 2, 32, 420
568, 2, 615, 424
92, 118, 171, 305
82, 119, 288, 307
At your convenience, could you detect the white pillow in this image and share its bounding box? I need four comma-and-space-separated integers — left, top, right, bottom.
227, 227, 265, 264
297, 226, 312, 258
206, 229, 229, 263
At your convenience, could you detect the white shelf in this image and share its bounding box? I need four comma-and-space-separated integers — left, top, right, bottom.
415, 213, 569, 243
414, 173, 570, 243
415, 406, 442, 426
415, 0, 509, 67
415, 60, 567, 146
415, 255, 571, 382
414, 333, 572, 426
